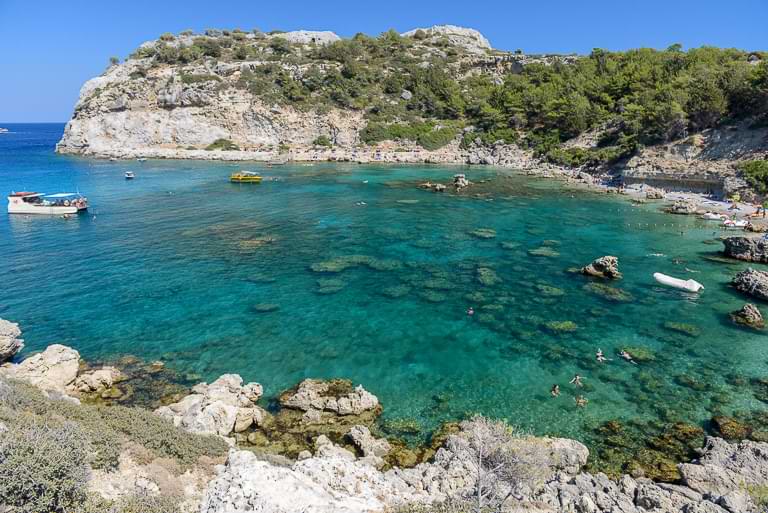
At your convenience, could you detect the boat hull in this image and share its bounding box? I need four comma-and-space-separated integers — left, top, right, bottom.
8, 204, 85, 215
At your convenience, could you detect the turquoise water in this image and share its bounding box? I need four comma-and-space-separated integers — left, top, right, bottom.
1, 124, 766, 443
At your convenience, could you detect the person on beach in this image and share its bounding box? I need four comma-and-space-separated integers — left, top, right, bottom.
467, 306, 474, 316
619, 350, 637, 364
575, 395, 588, 408
551, 384, 560, 397
569, 374, 584, 387
763, 200, 768, 218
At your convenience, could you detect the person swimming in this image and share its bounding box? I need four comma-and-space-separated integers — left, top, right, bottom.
575, 395, 588, 408
467, 307, 474, 316
596, 349, 608, 363
569, 374, 584, 387
619, 350, 638, 365
551, 384, 560, 397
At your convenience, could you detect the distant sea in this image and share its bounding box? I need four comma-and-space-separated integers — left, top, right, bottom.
1, 123, 766, 446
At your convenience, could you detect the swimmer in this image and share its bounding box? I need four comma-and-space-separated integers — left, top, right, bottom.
619, 350, 638, 365
551, 384, 560, 397
596, 349, 608, 363
467, 307, 475, 316
575, 395, 588, 408
569, 374, 584, 387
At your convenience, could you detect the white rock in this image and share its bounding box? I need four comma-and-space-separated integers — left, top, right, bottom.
0, 318, 23, 363
2, 344, 80, 393
274, 30, 341, 46
402, 25, 491, 54
70, 366, 121, 393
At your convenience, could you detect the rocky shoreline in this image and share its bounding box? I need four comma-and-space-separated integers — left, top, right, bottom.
4, 319, 768, 512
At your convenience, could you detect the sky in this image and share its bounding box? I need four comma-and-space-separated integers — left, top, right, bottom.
1, 0, 766, 122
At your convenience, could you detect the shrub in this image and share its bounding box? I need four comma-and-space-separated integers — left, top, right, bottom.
412, 29, 428, 41
741, 160, 768, 194
206, 138, 239, 151
179, 73, 221, 84
313, 135, 332, 147
0, 416, 91, 513
109, 56, 120, 66
0, 379, 228, 471
159, 32, 175, 42
269, 37, 292, 55
360, 121, 458, 150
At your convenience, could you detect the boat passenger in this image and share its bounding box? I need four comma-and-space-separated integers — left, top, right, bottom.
550, 384, 560, 397
569, 374, 584, 387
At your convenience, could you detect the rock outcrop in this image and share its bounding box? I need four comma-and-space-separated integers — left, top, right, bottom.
1, 344, 80, 393
70, 366, 123, 394
666, 199, 699, 215
201, 422, 768, 513
723, 236, 768, 263
155, 374, 266, 437
732, 268, 768, 301
402, 25, 491, 54
0, 318, 23, 363
730, 303, 765, 329
279, 378, 380, 422
581, 256, 622, 279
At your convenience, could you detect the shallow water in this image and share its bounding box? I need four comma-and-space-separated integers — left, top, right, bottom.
1, 124, 766, 445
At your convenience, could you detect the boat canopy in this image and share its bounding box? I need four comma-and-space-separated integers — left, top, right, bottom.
43, 193, 83, 199
9, 191, 43, 197
236, 171, 260, 176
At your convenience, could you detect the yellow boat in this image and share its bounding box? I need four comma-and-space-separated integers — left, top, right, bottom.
230, 171, 262, 183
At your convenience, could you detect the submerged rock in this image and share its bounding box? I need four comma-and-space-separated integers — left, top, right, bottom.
663, 322, 701, 338
733, 268, 768, 301
476, 267, 501, 286
722, 236, 768, 263
0, 318, 23, 363
543, 320, 578, 333
252, 303, 280, 313
583, 282, 634, 302
528, 246, 560, 258
580, 255, 622, 279
711, 416, 751, 441
469, 228, 496, 239
730, 303, 765, 329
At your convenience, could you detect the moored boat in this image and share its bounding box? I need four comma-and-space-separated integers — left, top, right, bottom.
230, 171, 262, 183
0, 128, 8, 134
700, 212, 726, 221
125, 171, 135, 180
653, 272, 704, 293
7, 192, 88, 215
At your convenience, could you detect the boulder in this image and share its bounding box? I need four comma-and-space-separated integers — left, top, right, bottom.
3, 344, 80, 393
346, 425, 391, 468
732, 268, 768, 301
70, 366, 122, 393
730, 303, 764, 329
645, 187, 665, 199
667, 200, 699, 215
275, 30, 341, 46
0, 318, 23, 363
155, 374, 265, 437
722, 236, 768, 263
279, 379, 380, 417
580, 256, 622, 279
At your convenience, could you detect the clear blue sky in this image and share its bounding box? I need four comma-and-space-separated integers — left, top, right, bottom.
1, 0, 766, 122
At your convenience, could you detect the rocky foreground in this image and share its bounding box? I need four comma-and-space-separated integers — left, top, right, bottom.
2, 323, 768, 512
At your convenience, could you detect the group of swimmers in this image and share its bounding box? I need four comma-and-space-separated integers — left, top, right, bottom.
549, 348, 640, 408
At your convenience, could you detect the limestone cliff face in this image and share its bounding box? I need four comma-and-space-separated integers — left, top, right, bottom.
56, 54, 364, 159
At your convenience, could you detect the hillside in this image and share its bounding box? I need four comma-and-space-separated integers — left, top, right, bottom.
57, 26, 768, 192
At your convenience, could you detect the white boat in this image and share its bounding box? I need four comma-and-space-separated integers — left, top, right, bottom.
125, 171, 135, 180
700, 212, 726, 221
7, 192, 88, 215
0, 128, 8, 134
137, 158, 147, 162
722, 219, 748, 229
653, 272, 704, 293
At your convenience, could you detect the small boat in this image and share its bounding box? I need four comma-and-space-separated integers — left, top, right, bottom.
722, 219, 748, 229
230, 171, 262, 183
137, 158, 147, 162
7, 192, 88, 215
124, 171, 135, 180
653, 272, 704, 293
700, 212, 726, 221
0, 128, 8, 134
